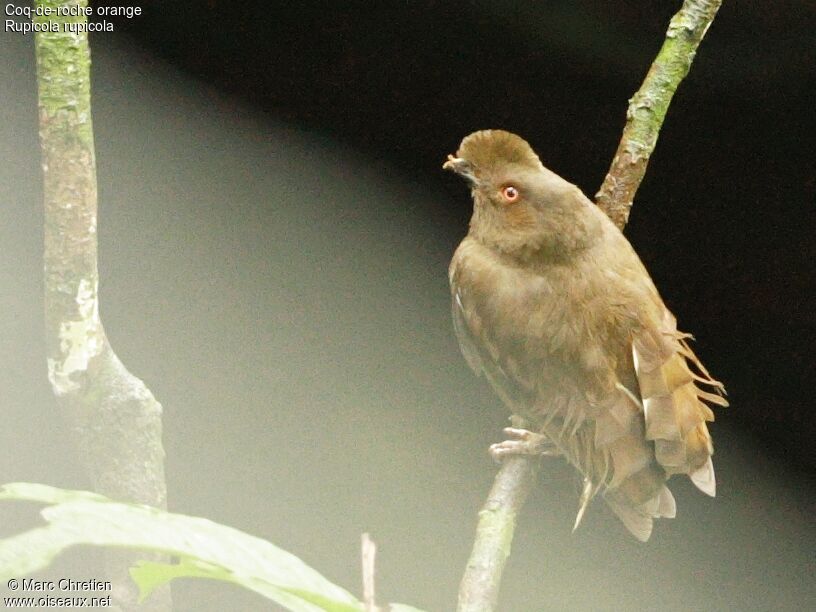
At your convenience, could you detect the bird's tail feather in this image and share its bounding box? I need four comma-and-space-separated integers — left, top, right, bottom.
604, 484, 676, 542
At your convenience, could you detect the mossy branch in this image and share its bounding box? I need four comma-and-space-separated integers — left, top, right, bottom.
457, 1, 723, 610
35, 1, 170, 609
596, 0, 723, 229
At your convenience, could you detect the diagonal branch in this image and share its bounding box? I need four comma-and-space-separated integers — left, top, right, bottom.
596, 0, 724, 230
457, 436, 537, 612
457, 1, 723, 610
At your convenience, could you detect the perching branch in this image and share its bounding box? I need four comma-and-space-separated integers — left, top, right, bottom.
35, 1, 170, 609
457, 418, 538, 612
457, 1, 723, 610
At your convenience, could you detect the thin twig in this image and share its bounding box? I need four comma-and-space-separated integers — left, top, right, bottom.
456, 1, 724, 610
361, 533, 380, 612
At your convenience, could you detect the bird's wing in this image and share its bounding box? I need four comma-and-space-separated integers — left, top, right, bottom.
451, 286, 534, 410
451, 287, 484, 376
632, 307, 727, 494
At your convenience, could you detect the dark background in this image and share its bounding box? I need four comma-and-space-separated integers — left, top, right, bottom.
2, 1, 814, 610
103, 0, 815, 466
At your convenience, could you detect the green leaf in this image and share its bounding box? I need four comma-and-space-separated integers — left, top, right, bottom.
0, 483, 425, 612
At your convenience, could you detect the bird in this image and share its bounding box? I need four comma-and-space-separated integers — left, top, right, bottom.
444, 129, 727, 541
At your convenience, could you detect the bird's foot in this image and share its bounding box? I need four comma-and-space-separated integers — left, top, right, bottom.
489, 427, 561, 462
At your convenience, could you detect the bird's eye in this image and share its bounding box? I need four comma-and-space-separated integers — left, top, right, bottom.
501, 186, 520, 203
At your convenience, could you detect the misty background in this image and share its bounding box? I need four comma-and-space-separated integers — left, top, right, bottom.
1, 1, 814, 610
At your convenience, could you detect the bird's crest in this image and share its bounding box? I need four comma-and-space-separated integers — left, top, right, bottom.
456, 129, 542, 173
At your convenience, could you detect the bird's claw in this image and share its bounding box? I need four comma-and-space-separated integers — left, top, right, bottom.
489, 427, 561, 463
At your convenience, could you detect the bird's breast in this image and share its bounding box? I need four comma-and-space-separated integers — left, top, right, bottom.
451, 238, 617, 365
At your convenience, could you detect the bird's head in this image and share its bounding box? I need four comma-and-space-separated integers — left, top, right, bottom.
444, 129, 600, 260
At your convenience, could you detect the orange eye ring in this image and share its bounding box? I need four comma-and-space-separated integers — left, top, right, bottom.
501, 185, 520, 203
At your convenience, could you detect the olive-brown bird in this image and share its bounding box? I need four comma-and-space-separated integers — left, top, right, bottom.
445, 129, 727, 541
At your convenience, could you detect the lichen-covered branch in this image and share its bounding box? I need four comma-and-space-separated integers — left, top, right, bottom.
595, 0, 723, 229
458, 1, 723, 610
35, 2, 170, 609
457, 450, 537, 612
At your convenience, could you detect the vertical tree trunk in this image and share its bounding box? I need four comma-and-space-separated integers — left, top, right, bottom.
35, 2, 171, 609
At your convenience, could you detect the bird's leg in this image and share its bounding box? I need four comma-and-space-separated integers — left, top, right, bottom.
489, 427, 562, 462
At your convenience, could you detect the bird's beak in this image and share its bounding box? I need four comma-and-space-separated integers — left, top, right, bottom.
443, 154, 478, 184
